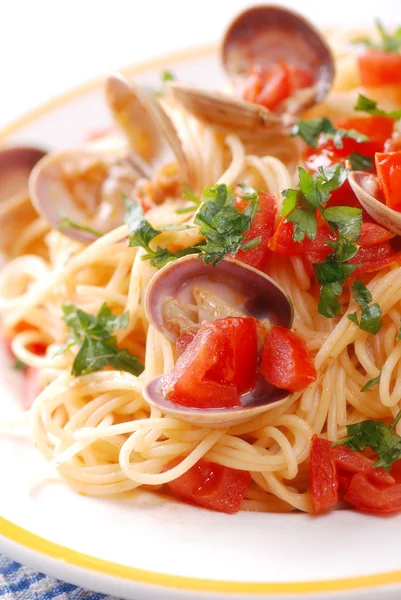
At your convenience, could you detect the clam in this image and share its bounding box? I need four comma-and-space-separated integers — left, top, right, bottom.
348, 171, 401, 236
169, 6, 334, 135
105, 73, 191, 184
29, 148, 142, 244
30, 73, 193, 244
0, 146, 47, 254
143, 255, 294, 427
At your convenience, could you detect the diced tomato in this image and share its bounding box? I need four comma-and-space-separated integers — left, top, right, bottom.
164, 317, 258, 409
268, 218, 308, 257
242, 63, 313, 111
261, 326, 316, 392
358, 222, 395, 246
331, 444, 394, 486
349, 241, 399, 274
168, 458, 251, 514
304, 218, 336, 265
358, 51, 401, 87
309, 437, 396, 515
175, 332, 195, 356
303, 116, 395, 173
234, 192, 276, 270
344, 472, 401, 514
163, 323, 240, 409
23, 367, 42, 410
208, 318, 258, 393
376, 151, 401, 212
310, 436, 339, 514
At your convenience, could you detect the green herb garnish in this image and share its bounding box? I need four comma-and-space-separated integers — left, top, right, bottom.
361, 371, 382, 392
62, 303, 143, 377
59, 216, 102, 239
13, 358, 27, 371
332, 409, 401, 471
292, 117, 369, 149
126, 184, 260, 268
348, 151, 374, 172
281, 164, 349, 242
355, 94, 401, 120
348, 280, 383, 334
353, 19, 401, 54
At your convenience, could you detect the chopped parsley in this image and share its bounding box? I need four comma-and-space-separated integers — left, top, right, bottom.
348, 280, 383, 334
281, 164, 349, 242
332, 409, 401, 471
314, 251, 359, 318
126, 184, 260, 268
125, 199, 199, 268
194, 183, 260, 265
355, 94, 401, 120
13, 358, 27, 371
348, 151, 373, 172
361, 371, 382, 392
353, 19, 401, 54
62, 303, 144, 377
58, 216, 103, 239
161, 70, 175, 83
292, 117, 369, 149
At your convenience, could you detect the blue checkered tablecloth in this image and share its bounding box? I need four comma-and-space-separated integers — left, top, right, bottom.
0, 555, 119, 599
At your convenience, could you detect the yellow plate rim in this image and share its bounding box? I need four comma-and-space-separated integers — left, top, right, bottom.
1, 42, 401, 597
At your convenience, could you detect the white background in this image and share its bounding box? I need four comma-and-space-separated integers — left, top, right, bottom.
1, 0, 401, 130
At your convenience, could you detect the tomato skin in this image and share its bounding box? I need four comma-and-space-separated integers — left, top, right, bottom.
163, 324, 240, 409
358, 222, 395, 246
268, 219, 308, 257
349, 242, 399, 274
344, 472, 401, 514
358, 51, 401, 87
175, 332, 195, 356
168, 459, 251, 514
234, 192, 276, 270
310, 436, 339, 514
261, 326, 316, 392
208, 318, 258, 393
304, 219, 337, 265
376, 151, 401, 212
330, 444, 394, 486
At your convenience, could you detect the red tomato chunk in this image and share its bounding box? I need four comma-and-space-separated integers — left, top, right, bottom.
309, 436, 398, 515
376, 151, 401, 212
358, 51, 401, 87
164, 317, 258, 409
261, 326, 316, 392
233, 191, 276, 270
168, 459, 251, 514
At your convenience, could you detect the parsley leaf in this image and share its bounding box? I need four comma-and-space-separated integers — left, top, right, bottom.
348, 151, 373, 172
332, 409, 401, 471
353, 19, 401, 54
281, 165, 349, 242
194, 183, 259, 265
62, 302, 143, 377
59, 216, 103, 239
161, 70, 175, 83
318, 281, 343, 318
355, 94, 401, 120
348, 280, 383, 334
13, 358, 27, 371
292, 117, 369, 149
323, 206, 362, 242
124, 199, 199, 268
361, 371, 382, 392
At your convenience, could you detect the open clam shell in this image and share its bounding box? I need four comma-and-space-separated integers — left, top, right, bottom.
143, 254, 294, 427
222, 5, 335, 113
0, 146, 47, 253
348, 171, 401, 236
29, 148, 139, 243
106, 73, 191, 185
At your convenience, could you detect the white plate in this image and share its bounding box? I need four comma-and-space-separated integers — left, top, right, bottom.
1, 44, 401, 600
